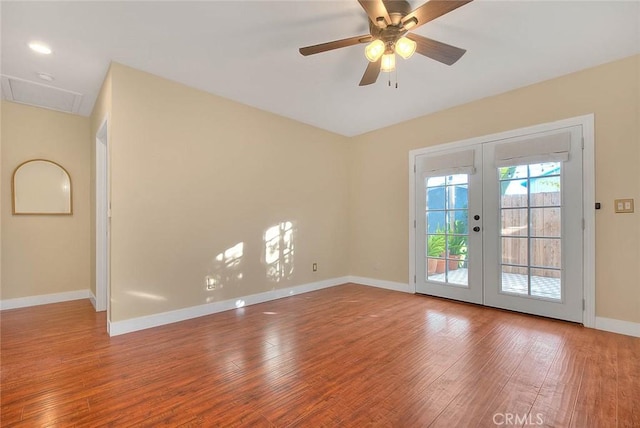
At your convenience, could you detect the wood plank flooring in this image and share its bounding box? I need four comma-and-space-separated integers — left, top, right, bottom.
1, 284, 638, 427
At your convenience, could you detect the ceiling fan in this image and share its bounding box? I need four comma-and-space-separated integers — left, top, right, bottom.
299, 0, 473, 86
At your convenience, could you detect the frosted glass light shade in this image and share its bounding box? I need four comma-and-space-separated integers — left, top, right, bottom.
395, 37, 417, 59
365, 39, 385, 62
381, 53, 396, 72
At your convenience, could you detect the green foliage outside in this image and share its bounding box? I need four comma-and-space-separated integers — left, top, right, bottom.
427, 231, 446, 257
448, 220, 467, 256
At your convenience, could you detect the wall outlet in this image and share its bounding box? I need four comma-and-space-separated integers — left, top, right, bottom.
312, 263, 318, 272
205, 276, 216, 290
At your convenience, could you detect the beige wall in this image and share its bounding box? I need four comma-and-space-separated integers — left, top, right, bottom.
106, 63, 349, 322
349, 55, 640, 324
3, 55, 638, 327
1, 101, 91, 299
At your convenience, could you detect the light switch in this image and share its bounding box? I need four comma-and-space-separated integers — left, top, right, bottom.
614, 198, 634, 213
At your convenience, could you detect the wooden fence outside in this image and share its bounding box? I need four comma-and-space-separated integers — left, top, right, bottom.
501, 192, 561, 278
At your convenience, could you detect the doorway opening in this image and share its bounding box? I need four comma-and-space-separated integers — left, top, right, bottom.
95, 118, 109, 320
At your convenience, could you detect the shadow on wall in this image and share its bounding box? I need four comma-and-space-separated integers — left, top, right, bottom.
206, 242, 245, 293
204, 220, 297, 301
264, 221, 295, 284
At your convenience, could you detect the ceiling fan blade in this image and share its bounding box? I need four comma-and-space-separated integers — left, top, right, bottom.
359, 59, 381, 86
406, 33, 466, 65
358, 0, 391, 26
299, 35, 373, 56
402, 0, 473, 31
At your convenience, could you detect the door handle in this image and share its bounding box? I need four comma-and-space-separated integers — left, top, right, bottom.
474, 215, 480, 220
473, 226, 480, 232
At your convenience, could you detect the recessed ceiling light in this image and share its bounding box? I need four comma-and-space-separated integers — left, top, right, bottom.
28, 42, 52, 55
36, 72, 54, 82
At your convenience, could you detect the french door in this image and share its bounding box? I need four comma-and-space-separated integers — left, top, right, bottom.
415, 146, 484, 304
414, 126, 584, 323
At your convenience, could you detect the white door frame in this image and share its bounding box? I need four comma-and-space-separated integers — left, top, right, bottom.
409, 114, 595, 327
95, 117, 110, 316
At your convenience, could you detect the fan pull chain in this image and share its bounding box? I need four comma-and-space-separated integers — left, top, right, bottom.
387, 68, 398, 88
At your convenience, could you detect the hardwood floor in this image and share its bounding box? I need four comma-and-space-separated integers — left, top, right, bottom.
1, 284, 638, 427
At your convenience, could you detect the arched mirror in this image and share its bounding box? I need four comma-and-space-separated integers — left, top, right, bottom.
12, 159, 72, 215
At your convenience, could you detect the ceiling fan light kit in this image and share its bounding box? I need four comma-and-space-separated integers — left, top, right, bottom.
381, 53, 396, 72
299, 0, 473, 86
365, 36, 415, 64
395, 36, 417, 59
365, 39, 385, 62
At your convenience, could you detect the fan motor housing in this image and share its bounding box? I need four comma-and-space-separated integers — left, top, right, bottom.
383, 0, 412, 22
369, 1, 412, 45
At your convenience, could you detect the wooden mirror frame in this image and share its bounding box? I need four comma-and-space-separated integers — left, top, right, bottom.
12, 159, 73, 215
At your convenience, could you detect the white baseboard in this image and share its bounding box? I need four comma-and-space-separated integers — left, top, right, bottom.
347, 276, 411, 293
12, 279, 634, 340
595, 316, 640, 338
89, 291, 97, 309
0, 289, 90, 310
108, 276, 349, 336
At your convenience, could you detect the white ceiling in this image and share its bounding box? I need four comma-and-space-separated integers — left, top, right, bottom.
2, 1, 639, 136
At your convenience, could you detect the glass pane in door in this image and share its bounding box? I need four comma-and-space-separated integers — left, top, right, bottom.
425, 174, 469, 286
498, 163, 562, 300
